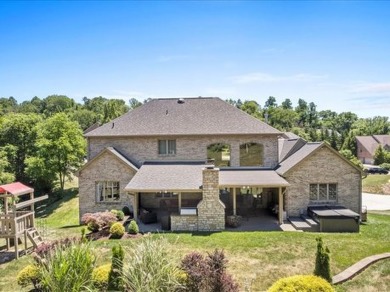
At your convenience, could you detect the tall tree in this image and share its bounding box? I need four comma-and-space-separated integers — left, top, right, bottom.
129, 98, 142, 109
295, 98, 308, 127
0, 113, 42, 182
26, 113, 86, 191
281, 98, 293, 109
42, 95, 77, 116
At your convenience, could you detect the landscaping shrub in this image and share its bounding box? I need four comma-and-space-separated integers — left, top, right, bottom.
123, 237, 183, 291
92, 264, 111, 290
268, 275, 334, 292
122, 205, 132, 216
314, 237, 332, 282
81, 211, 117, 232
128, 219, 139, 234
17, 264, 41, 289
111, 209, 125, 221
33, 237, 80, 262
108, 244, 124, 291
110, 222, 125, 239
38, 242, 96, 291
181, 249, 239, 292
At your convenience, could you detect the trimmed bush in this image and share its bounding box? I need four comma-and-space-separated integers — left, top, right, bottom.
122, 205, 132, 216
109, 222, 125, 239
111, 209, 124, 220
92, 264, 111, 290
268, 275, 334, 292
17, 264, 41, 289
81, 211, 117, 232
181, 249, 239, 292
108, 244, 124, 291
314, 237, 332, 282
128, 220, 139, 234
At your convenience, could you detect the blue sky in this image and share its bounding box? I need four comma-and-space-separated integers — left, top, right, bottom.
1, 1, 389, 118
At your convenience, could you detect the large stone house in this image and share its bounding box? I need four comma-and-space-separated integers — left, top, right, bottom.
356, 135, 390, 164
78, 97, 362, 231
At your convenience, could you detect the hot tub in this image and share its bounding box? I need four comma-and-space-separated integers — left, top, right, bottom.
308, 206, 360, 233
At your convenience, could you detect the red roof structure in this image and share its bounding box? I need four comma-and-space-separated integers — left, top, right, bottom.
0, 182, 34, 196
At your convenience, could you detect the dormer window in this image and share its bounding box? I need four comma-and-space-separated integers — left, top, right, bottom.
158, 140, 176, 155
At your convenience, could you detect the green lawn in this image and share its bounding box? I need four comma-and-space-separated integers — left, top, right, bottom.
362, 174, 390, 194
1, 183, 389, 291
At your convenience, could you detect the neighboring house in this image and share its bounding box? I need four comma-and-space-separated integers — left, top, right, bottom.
356, 135, 390, 164
78, 97, 362, 231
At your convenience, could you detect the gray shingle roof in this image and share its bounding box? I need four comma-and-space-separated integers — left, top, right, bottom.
78, 147, 139, 175
279, 138, 307, 162
219, 169, 289, 187
85, 97, 281, 137
125, 162, 205, 192
276, 143, 323, 175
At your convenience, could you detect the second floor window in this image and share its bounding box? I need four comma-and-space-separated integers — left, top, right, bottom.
158, 139, 176, 155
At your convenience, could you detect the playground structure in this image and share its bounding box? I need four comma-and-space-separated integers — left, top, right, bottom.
0, 182, 47, 259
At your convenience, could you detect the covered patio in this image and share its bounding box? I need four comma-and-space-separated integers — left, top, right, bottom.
125, 162, 290, 231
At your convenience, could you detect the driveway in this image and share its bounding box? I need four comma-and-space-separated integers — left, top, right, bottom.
362, 192, 390, 210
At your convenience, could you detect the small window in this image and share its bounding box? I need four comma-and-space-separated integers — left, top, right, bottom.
158, 140, 176, 155
96, 181, 120, 202
309, 183, 337, 202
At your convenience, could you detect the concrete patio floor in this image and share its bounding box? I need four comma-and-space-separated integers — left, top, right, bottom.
137, 209, 298, 233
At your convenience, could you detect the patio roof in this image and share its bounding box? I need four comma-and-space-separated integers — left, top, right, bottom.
124, 161, 205, 193
219, 169, 289, 188
125, 162, 289, 193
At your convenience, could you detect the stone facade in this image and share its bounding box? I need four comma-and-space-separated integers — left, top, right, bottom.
170, 167, 225, 232
197, 167, 225, 231
88, 134, 279, 168
78, 150, 137, 221
284, 147, 362, 217
171, 215, 198, 231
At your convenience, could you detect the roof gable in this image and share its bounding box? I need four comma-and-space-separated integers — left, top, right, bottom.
77, 147, 139, 175
276, 142, 361, 175
85, 97, 281, 137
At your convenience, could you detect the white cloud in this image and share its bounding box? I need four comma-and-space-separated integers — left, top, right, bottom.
349, 82, 390, 94
231, 72, 327, 84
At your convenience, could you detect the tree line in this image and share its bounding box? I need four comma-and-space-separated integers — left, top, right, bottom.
0, 94, 389, 195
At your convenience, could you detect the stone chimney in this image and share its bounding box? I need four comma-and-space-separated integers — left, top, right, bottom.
197, 166, 225, 231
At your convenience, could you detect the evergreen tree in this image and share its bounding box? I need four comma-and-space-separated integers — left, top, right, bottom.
108, 244, 124, 291
314, 237, 331, 283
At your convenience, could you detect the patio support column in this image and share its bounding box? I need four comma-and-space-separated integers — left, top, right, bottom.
133, 193, 139, 221
278, 187, 283, 224
178, 192, 182, 213
233, 188, 237, 215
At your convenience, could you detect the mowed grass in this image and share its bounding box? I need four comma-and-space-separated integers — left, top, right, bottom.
362, 174, 390, 194
0, 183, 389, 291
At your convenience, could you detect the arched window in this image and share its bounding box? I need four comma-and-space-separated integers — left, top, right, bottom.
240, 143, 263, 166
207, 143, 230, 167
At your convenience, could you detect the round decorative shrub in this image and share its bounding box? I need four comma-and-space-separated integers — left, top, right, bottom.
122, 205, 132, 216
17, 264, 40, 288
128, 220, 139, 234
92, 264, 111, 290
87, 221, 99, 232
109, 222, 125, 239
268, 275, 334, 292
116, 210, 125, 221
